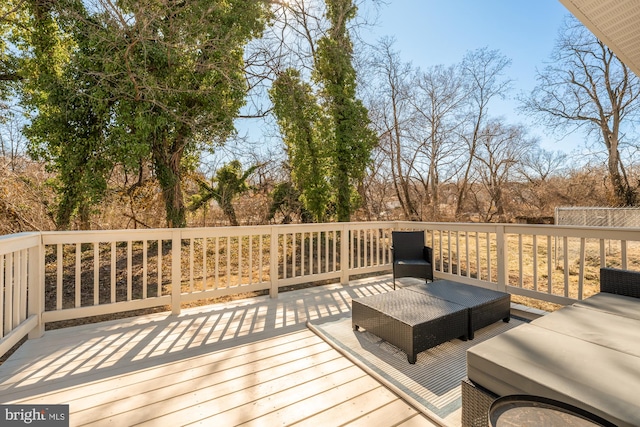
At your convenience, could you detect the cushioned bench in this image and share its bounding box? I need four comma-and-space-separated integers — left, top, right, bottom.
462, 268, 640, 427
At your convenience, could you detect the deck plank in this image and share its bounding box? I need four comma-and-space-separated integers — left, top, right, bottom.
0, 277, 439, 427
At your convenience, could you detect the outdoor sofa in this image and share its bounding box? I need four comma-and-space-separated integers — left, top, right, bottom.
462, 267, 640, 427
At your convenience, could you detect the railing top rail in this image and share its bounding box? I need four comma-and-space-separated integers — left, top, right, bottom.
42, 229, 176, 244
503, 223, 640, 239
38, 222, 401, 242
0, 232, 41, 255
28, 222, 640, 243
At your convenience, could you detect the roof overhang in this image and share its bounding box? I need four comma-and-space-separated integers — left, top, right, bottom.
559, 0, 640, 77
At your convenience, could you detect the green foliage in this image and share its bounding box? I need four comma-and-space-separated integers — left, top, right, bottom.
270, 0, 375, 223
268, 181, 314, 224
18, 0, 112, 229
314, 0, 377, 222
270, 69, 330, 221
0, 1, 26, 105
17, 0, 270, 228
189, 160, 258, 226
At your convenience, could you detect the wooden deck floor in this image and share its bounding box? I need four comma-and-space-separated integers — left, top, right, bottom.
0, 276, 439, 426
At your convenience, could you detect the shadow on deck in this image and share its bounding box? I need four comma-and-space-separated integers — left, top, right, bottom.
0, 275, 441, 426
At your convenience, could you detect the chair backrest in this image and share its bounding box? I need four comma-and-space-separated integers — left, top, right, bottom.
600, 267, 640, 298
392, 231, 425, 261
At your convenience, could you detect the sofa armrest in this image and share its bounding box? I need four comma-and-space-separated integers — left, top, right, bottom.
600, 267, 640, 299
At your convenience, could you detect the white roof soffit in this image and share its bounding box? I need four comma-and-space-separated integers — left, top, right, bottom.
559, 0, 640, 78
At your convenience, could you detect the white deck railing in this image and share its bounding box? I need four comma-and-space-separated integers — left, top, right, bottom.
2, 221, 640, 357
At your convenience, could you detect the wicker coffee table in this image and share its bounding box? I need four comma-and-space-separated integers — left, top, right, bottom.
352, 289, 469, 364
408, 280, 511, 339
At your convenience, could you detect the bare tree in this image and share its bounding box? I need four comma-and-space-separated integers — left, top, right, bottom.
473, 121, 531, 222
513, 147, 568, 216
0, 107, 28, 171
455, 48, 513, 219
368, 37, 421, 220
411, 64, 467, 220
521, 16, 640, 206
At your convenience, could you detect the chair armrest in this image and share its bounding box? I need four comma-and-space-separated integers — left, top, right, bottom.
423, 246, 433, 264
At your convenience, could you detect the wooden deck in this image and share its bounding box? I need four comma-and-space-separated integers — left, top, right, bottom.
0, 276, 439, 426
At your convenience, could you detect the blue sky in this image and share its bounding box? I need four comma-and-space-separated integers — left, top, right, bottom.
361, 0, 577, 153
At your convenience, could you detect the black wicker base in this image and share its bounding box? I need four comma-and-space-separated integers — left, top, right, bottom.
461, 378, 498, 427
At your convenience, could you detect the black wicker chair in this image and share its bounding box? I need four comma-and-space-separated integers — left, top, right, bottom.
391, 230, 434, 289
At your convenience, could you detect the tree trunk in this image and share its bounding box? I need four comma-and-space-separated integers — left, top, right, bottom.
152, 135, 186, 228
220, 193, 239, 226
604, 128, 637, 206
456, 118, 481, 219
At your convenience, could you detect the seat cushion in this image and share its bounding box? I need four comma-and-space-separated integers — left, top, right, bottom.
467, 323, 640, 427
531, 305, 640, 357
574, 292, 640, 321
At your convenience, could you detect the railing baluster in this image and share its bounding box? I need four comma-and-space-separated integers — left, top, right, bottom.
202, 237, 207, 290
238, 235, 243, 286
226, 236, 231, 287
127, 241, 132, 302
563, 236, 569, 297
57, 244, 63, 310
533, 234, 538, 292
282, 233, 287, 280
438, 230, 444, 273
455, 231, 460, 276
326, 229, 330, 271
547, 236, 552, 295
95, 245, 105, 302
370, 229, 374, 268
20, 249, 28, 321
157, 239, 163, 297
0, 254, 5, 337
75, 243, 81, 308
215, 237, 219, 288
249, 235, 254, 284
171, 231, 180, 314
333, 230, 337, 273
317, 231, 321, 273
465, 232, 470, 278
4, 253, 12, 333
475, 232, 480, 280
189, 238, 194, 293
11, 252, 18, 325
622, 240, 628, 270
111, 241, 116, 303
142, 240, 148, 299
308, 232, 312, 275
292, 233, 297, 278
578, 237, 586, 299
518, 234, 523, 288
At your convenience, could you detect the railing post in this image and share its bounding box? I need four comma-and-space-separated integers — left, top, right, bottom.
270, 226, 279, 298
340, 223, 350, 285
28, 235, 44, 339
496, 225, 508, 292
171, 230, 181, 315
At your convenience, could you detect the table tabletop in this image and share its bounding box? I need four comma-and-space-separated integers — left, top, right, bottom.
489, 395, 616, 427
